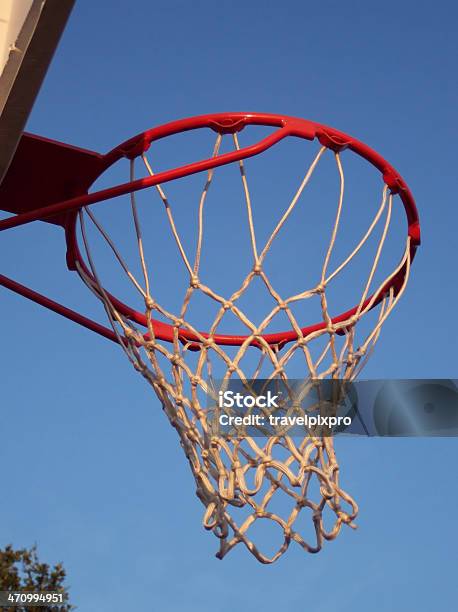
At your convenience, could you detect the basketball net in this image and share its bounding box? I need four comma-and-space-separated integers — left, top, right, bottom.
75, 132, 412, 563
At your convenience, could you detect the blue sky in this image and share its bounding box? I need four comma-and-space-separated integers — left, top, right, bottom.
1, 1, 457, 610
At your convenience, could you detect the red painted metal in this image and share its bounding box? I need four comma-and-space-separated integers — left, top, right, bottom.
0, 273, 119, 343
0, 133, 107, 225
0, 112, 421, 349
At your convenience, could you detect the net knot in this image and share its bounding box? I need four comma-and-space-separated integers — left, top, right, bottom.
145, 296, 155, 310
315, 283, 325, 294
190, 274, 200, 288
170, 354, 181, 366
222, 300, 232, 311
253, 263, 262, 275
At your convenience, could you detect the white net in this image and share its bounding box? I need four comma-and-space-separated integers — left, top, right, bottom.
74, 130, 412, 563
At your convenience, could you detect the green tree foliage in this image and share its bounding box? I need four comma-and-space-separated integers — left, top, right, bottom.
0, 545, 74, 611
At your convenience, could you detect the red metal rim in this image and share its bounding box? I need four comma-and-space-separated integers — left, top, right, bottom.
65, 112, 420, 349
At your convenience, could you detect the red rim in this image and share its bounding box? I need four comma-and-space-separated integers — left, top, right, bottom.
64, 112, 420, 349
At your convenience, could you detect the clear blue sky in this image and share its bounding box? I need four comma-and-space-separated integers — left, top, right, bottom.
1, 1, 457, 610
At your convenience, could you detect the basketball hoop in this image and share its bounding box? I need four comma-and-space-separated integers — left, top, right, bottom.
0, 113, 420, 562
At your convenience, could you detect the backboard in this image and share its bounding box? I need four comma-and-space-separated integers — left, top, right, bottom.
0, 0, 75, 184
